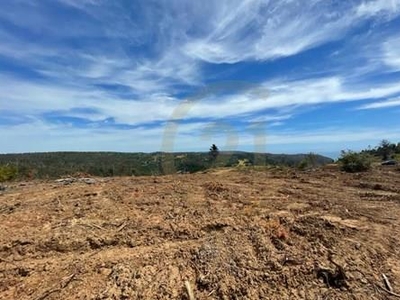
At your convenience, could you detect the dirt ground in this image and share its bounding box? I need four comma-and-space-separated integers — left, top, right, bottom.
1, 166, 400, 299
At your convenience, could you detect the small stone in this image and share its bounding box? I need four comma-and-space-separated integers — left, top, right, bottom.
80, 178, 96, 184
55, 178, 75, 185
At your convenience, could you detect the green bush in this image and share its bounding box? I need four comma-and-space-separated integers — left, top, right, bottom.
0, 165, 18, 182
297, 159, 308, 171
338, 150, 372, 173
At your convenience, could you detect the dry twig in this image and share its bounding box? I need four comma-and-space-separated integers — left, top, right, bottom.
377, 285, 400, 298
116, 221, 127, 232
185, 280, 195, 300
382, 273, 393, 292
78, 223, 104, 230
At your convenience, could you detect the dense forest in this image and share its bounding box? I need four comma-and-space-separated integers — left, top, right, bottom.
0, 150, 333, 181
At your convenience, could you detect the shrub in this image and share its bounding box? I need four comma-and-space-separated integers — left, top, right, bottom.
297, 159, 309, 171
0, 165, 18, 182
338, 150, 372, 173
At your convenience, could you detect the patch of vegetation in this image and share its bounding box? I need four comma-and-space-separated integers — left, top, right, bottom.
0, 165, 18, 182
0, 151, 333, 180
297, 159, 309, 171
362, 139, 400, 161
297, 152, 319, 171
338, 150, 372, 173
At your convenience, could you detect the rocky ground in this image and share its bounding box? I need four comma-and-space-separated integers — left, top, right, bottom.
1, 166, 400, 299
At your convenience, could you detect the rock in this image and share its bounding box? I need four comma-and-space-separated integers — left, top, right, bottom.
55, 177, 96, 185
0, 185, 6, 191
79, 178, 96, 184
55, 178, 76, 185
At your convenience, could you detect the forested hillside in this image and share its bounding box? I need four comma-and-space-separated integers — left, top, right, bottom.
0, 151, 333, 180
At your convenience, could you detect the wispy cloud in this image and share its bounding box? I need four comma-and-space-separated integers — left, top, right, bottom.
358, 98, 400, 109
1, 119, 400, 154
356, 0, 400, 17
57, 0, 101, 10
382, 35, 400, 71
2, 73, 400, 128
183, 0, 400, 63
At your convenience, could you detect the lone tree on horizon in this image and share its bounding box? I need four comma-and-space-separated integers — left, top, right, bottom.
209, 144, 219, 164
378, 139, 394, 161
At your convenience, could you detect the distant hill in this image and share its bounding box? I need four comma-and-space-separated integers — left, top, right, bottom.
0, 151, 333, 179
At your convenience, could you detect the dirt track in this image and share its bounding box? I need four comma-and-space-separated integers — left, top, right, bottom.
1, 166, 400, 299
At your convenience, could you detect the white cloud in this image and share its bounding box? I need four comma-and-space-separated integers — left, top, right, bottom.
0, 76, 180, 125
356, 0, 400, 17
183, 0, 400, 64
57, 0, 101, 10
1, 0, 398, 101
0, 28, 60, 60
0, 121, 161, 153
184, 77, 400, 120
2, 120, 400, 154
2, 74, 400, 127
357, 98, 400, 109
382, 35, 400, 70
260, 128, 400, 145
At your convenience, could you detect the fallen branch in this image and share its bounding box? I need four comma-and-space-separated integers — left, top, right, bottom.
185, 280, 195, 300
116, 221, 127, 232
382, 273, 393, 292
377, 285, 400, 298
78, 223, 104, 230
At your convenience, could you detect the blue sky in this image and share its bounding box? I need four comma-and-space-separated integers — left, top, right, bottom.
1, 0, 400, 157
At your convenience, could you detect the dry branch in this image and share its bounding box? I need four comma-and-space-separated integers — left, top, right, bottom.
378, 286, 400, 298
382, 273, 393, 292
185, 280, 195, 300
116, 221, 127, 232
77, 223, 104, 230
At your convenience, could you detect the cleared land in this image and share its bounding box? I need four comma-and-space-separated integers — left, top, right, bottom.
1, 166, 400, 299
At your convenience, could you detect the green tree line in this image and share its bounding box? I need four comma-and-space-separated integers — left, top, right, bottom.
0, 150, 333, 182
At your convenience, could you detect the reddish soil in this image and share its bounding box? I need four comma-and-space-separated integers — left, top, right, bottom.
1, 166, 400, 299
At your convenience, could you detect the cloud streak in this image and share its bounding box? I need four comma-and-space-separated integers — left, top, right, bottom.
382, 35, 400, 71
358, 98, 400, 109
183, 0, 400, 63
2, 72, 400, 129
2, 119, 400, 155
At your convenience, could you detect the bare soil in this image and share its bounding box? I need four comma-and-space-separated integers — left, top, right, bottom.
1, 166, 400, 299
